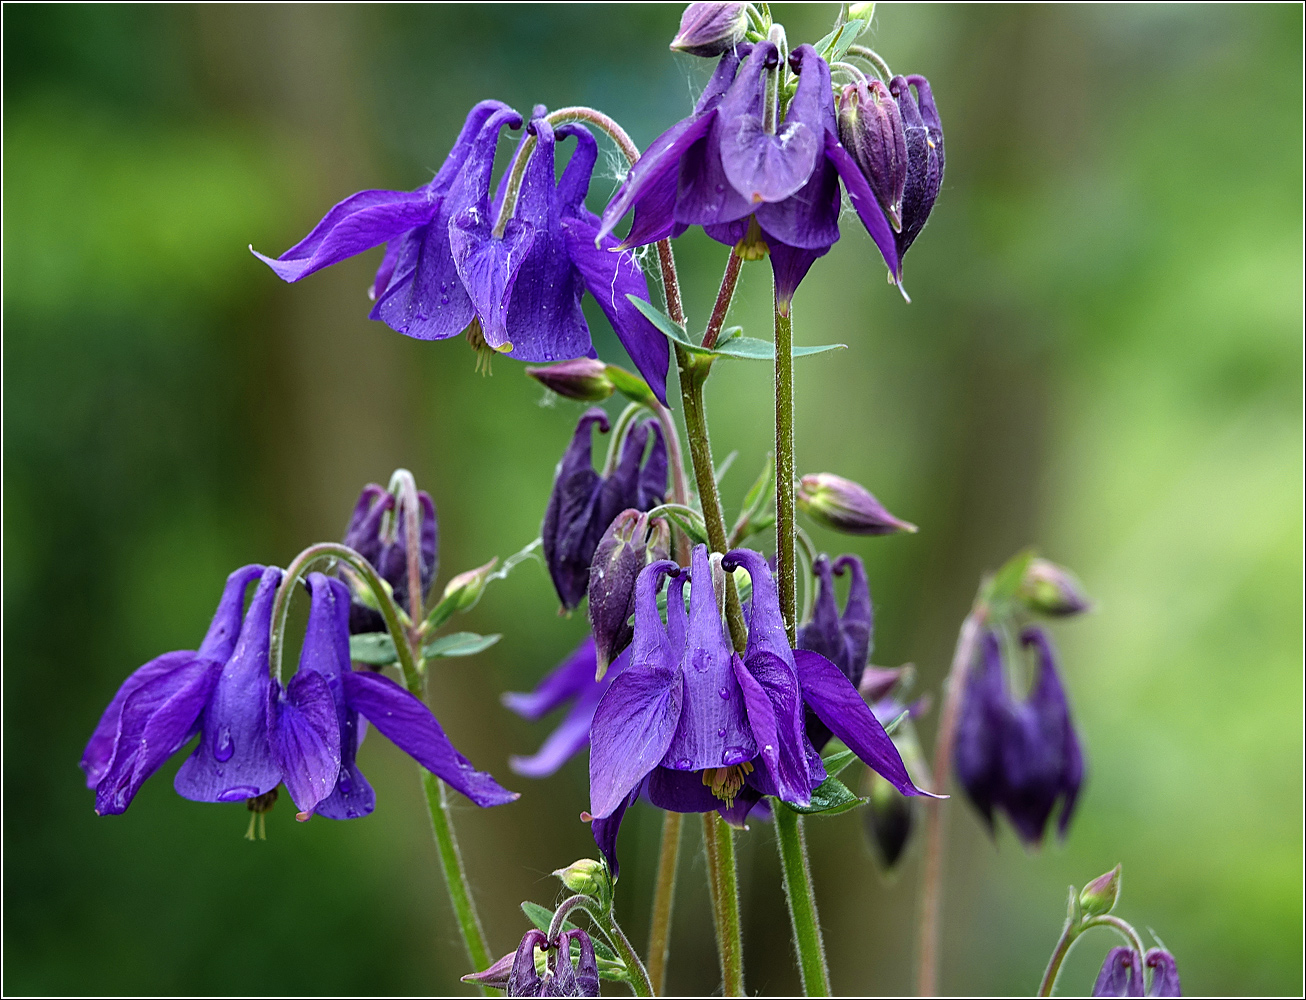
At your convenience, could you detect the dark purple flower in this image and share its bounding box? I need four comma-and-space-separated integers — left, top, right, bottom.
541, 409, 667, 610
889, 74, 944, 266
670, 2, 749, 57
82, 564, 269, 815
503, 638, 631, 779
504, 928, 599, 998
797, 553, 873, 749
953, 626, 1085, 846
1144, 949, 1182, 997
837, 76, 908, 232
342, 483, 438, 634
588, 509, 670, 674
1094, 947, 1144, 998
599, 43, 904, 301
587, 544, 931, 873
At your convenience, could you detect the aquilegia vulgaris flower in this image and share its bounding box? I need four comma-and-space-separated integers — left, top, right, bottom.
586, 544, 933, 873
342, 482, 438, 634
253, 101, 670, 402
953, 626, 1084, 845
1092, 946, 1182, 998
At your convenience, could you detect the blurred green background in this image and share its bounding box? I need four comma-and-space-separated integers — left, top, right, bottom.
4, 4, 1301, 996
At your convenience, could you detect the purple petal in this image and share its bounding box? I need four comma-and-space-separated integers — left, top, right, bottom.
722, 548, 792, 666
630, 560, 681, 673
370, 240, 401, 300
555, 122, 599, 220
1094, 947, 1145, 998
503, 637, 600, 721
1144, 949, 1181, 998
449, 211, 534, 350
174, 567, 284, 803
638, 420, 668, 507
562, 216, 671, 405
542, 409, 609, 610
794, 648, 935, 798
952, 630, 1004, 831
662, 545, 754, 771
342, 669, 518, 807
646, 765, 722, 813
93, 655, 223, 815
824, 130, 901, 281
891, 75, 944, 261
665, 571, 689, 651
675, 114, 755, 229
199, 564, 271, 662
270, 669, 341, 814
766, 239, 829, 308
588, 661, 684, 818
591, 785, 638, 879
509, 647, 627, 778
599, 113, 716, 244
508, 929, 547, 998
734, 650, 811, 804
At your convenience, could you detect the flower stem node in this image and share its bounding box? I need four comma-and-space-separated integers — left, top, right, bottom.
1020, 557, 1093, 618
1079, 864, 1122, 918
670, 3, 750, 57
553, 858, 615, 913
796, 472, 917, 536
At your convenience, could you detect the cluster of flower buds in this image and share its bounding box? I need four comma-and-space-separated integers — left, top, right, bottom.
465, 929, 600, 997
797, 472, 917, 536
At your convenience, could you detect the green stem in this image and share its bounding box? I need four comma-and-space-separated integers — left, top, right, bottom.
702, 812, 745, 996
917, 609, 984, 996
600, 911, 655, 998
773, 289, 797, 644
423, 772, 493, 985
646, 810, 683, 995
775, 804, 831, 996
1036, 917, 1077, 998
847, 44, 893, 81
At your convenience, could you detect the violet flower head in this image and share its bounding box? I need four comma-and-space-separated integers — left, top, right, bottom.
82, 563, 269, 815
889, 73, 945, 266
797, 553, 874, 749
599, 42, 906, 301
342, 483, 438, 634
541, 409, 667, 611
953, 626, 1085, 846
1092, 946, 1182, 997
670, 3, 749, 57
586, 544, 933, 874
588, 509, 671, 674
501, 928, 599, 998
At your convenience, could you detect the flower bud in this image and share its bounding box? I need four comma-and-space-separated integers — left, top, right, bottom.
526, 358, 615, 402
553, 857, 614, 911
441, 557, 497, 612
797, 473, 917, 536
670, 2, 749, 58
588, 510, 670, 677
461, 948, 518, 990
837, 78, 907, 231
1020, 557, 1092, 617
1079, 864, 1122, 917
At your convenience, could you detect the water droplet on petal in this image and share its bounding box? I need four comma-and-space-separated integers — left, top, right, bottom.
337, 772, 352, 793
718, 687, 730, 700
717, 727, 727, 738
675, 758, 692, 769
215, 726, 234, 762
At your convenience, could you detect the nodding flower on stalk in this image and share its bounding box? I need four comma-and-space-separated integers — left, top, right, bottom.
341, 483, 438, 635
253, 102, 669, 402
953, 626, 1085, 846
1092, 946, 1182, 998
541, 409, 667, 611
586, 545, 936, 875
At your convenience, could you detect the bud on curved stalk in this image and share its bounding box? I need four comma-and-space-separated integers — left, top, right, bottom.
1021, 557, 1092, 618
588, 510, 670, 678
441, 557, 498, 613
1079, 863, 1122, 917
837, 77, 907, 231
526, 358, 615, 402
797, 472, 917, 536
553, 857, 614, 913
670, 2, 749, 57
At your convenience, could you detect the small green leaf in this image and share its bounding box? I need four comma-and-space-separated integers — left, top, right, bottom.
521, 900, 553, 933
820, 747, 857, 779
349, 633, 398, 666
597, 958, 632, 983
628, 296, 846, 361
982, 547, 1037, 612
421, 631, 501, 659
883, 709, 910, 737
786, 774, 868, 816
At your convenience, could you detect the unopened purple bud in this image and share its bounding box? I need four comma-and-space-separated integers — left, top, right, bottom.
670, 2, 749, 58
1079, 863, 1122, 917
461, 948, 518, 990
1093, 947, 1144, 998
797, 473, 918, 536
526, 358, 615, 403
588, 510, 670, 677
837, 78, 908, 232
1144, 949, 1181, 998
1021, 557, 1092, 617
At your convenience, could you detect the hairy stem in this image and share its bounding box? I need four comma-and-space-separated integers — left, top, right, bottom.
775, 804, 831, 996
600, 910, 656, 998
917, 610, 984, 996
702, 249, 744, 351
423, 772, 493, 986
702, 812, 745, 996
773, 289, 797, 644
647, 810, 683, 995
1036, 917, 1077, 998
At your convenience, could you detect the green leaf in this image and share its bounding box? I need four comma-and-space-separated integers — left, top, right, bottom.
882, 708, 910, 737
421, 631, 501, 659
518, 902, 620, 964
349, 632, 398, 666
628, 296, 846, 361
786, 774, 868, 817
521, 900, 553, 933
653, 504, 710, 546
819, 747, 857, 779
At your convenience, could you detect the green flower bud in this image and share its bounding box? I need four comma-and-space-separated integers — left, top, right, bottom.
1020, 557, 1092, 617
553, 858, 614, 911
1079, 863, 1122, 918
526, 358, 615, 402
441, 557, 497, 612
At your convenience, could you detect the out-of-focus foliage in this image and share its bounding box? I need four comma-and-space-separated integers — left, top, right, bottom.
3, 5, 1300, 996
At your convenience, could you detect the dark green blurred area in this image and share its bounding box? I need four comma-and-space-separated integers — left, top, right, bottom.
3, 3, 1301, 995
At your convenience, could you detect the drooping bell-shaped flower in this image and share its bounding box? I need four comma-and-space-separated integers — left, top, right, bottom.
541, 409, 667, 610
342, 483, 439, 634
837, 76, 908, 232
797, 553, 873, 749
587, 544, 933, 873
1091, 946, 1182, 998
588, 509, 671, 674
953, 626, 1085, 845
1143, 949, 1182, 997
82, 564, 269, 815
493, 928, 600, 998
889, 74, 944, 265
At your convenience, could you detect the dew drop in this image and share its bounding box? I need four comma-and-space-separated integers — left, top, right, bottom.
717, 727, 727, 738
218, 785, 260, 802
718, 687, 730, 700
675, 758, 692, 769
345, 807, 358, 819
440, 294, 450, 305
215, 726, 234, 762
337, 772, 352, 793
715, 183, 725, 194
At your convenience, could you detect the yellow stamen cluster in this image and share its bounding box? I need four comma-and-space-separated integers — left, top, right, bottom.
702, 761, 755, 807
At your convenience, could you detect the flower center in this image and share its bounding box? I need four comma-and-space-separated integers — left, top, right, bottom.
245, 787, 278, 841
701, 761, 754, 807
465, 318, 496, 375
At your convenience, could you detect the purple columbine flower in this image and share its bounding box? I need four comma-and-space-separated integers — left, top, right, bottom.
342, 483, 438, 634
587, 544, 932, 874
502, 637, 631, 779
1093, 946, 1180, 998
541, 409, 667, 610
797, 553, 873, 749
889, 74, 944, 267
953, 626, 1085, 846
254, 102, 670, 403
598, 42, 905, 303
503, 928, 600, 998
82, 564, 270, 815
